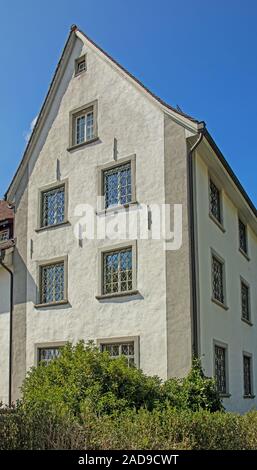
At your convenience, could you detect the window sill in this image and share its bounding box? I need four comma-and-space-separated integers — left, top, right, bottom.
241, 317, 253, 326
209, 212, 225, 232
243, 395, 255, 399
239, 247, 250, 261
35, 221, 70, 233
219, 393, 231, 398
96, 290, 139, 300
96, 201, 138, 216
211, 297, 229, 310
67, 137, 99, 152
34, 300, 69, 309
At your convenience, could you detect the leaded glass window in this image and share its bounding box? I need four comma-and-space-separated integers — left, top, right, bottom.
241, 282, 250, 322
75, 111, 94, 145
104, 163, 131, 208
243, 355, 252, 396
101, 342, 135, 367
239, 219, 248, 254
103, 248, 132, 294
214, 345, 227, 394
40, 262, 65, 304
41, 185, 65, 227
209, 179, 221, 223
38, 347, 61, 365
212, 255, 224, 304
0, 229, 10, 243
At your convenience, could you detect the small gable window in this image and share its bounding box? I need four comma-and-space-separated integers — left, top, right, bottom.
75, 55, 86, 75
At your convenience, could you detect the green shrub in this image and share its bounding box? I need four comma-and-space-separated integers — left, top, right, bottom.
21, 341, 161, 417
162, 358, 223, 412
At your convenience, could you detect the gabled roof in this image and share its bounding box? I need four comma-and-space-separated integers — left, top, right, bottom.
5, 25, 203, 200
0, 200, 14, 222
4, 25, 256, 221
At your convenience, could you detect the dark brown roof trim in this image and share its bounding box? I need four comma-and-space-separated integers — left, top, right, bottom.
203, 129, 257, 218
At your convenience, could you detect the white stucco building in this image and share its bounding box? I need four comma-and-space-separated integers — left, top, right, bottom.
1, 26, 256, 412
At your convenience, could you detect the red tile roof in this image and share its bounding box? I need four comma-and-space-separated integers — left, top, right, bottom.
0, 200, 14, 222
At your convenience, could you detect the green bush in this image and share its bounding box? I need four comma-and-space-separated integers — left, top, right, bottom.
161, 358, 223, 412
21, 342, 223, 417
1, 405, 257, 450
21, 341, 161, 417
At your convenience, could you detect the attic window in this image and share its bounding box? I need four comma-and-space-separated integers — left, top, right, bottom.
75, 55, 86, 75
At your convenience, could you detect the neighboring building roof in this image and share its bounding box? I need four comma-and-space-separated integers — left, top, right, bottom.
0, 200, 14, 222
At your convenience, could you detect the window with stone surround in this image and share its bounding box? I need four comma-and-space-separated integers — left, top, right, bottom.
40, 184, 65, 228
75, 55, 86, 75
0, 229, 10, 243
243, 354, 253, 397
239, 218, 248, 255
37, 347, 61, 365
103, 162, 132, 209
103, 247, 133, 295
69, 101, 97, 148
209, 178, 222, 224
100, 341, 135, 367
212, 254, 225, 305
214, 344, 227, 394
241, 280, 250, 322
39, 260, 66, 305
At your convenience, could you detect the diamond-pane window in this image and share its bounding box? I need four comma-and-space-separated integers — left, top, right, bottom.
38, 347, 61, 365
241, 282, 250, 322
40, 262, 65, 304
243, 355, 252, 396
41, 185, 65, 228
103, 248, 132, 294
214, 345, 227, 394
75, 111, 94, 145
0, 229, 10, 242
104, 163, 132, 208
209, 179, 221, 223
239, 219, 248, 254
212, 255, 224, 304
101, 342, 135, 367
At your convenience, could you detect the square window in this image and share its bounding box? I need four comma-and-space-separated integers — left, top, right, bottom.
241, 281, 250, 322
41, 185, 65, 228
100, 341, 135, 367
38, 347, 61, 365
239, 219, 248, 255
214, 344, 227, 394
75, 55, 86, 75
243, 355, 253, 397
39, 261, 65, 305
209, 179, 222, 223
212, 255, 225, 304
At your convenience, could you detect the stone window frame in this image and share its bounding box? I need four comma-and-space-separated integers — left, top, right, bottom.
96, 240, 138, 300
240, 276, 252, 325
210, 248, 228, 310
96, 336, 140, 368
35, 255, 68, 308
36, 179, 69, 232
34, 341, 66, 366
74, 54, 87, 76
0, 228, 10, 243
68, 100, 98, 151
242, 351, 255, 399
238, 215, 250, 260
213, 339, 230, 397
208, 174, 225, 232
97, 155, 137, 213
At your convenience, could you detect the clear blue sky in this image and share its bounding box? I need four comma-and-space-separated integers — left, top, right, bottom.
1, 0, 256, 205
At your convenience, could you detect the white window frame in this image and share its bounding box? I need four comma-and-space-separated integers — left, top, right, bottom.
69, 101, 98, 150
0, 228, 10, 243
35, 341, 66, 366
75, 54, 87, 76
